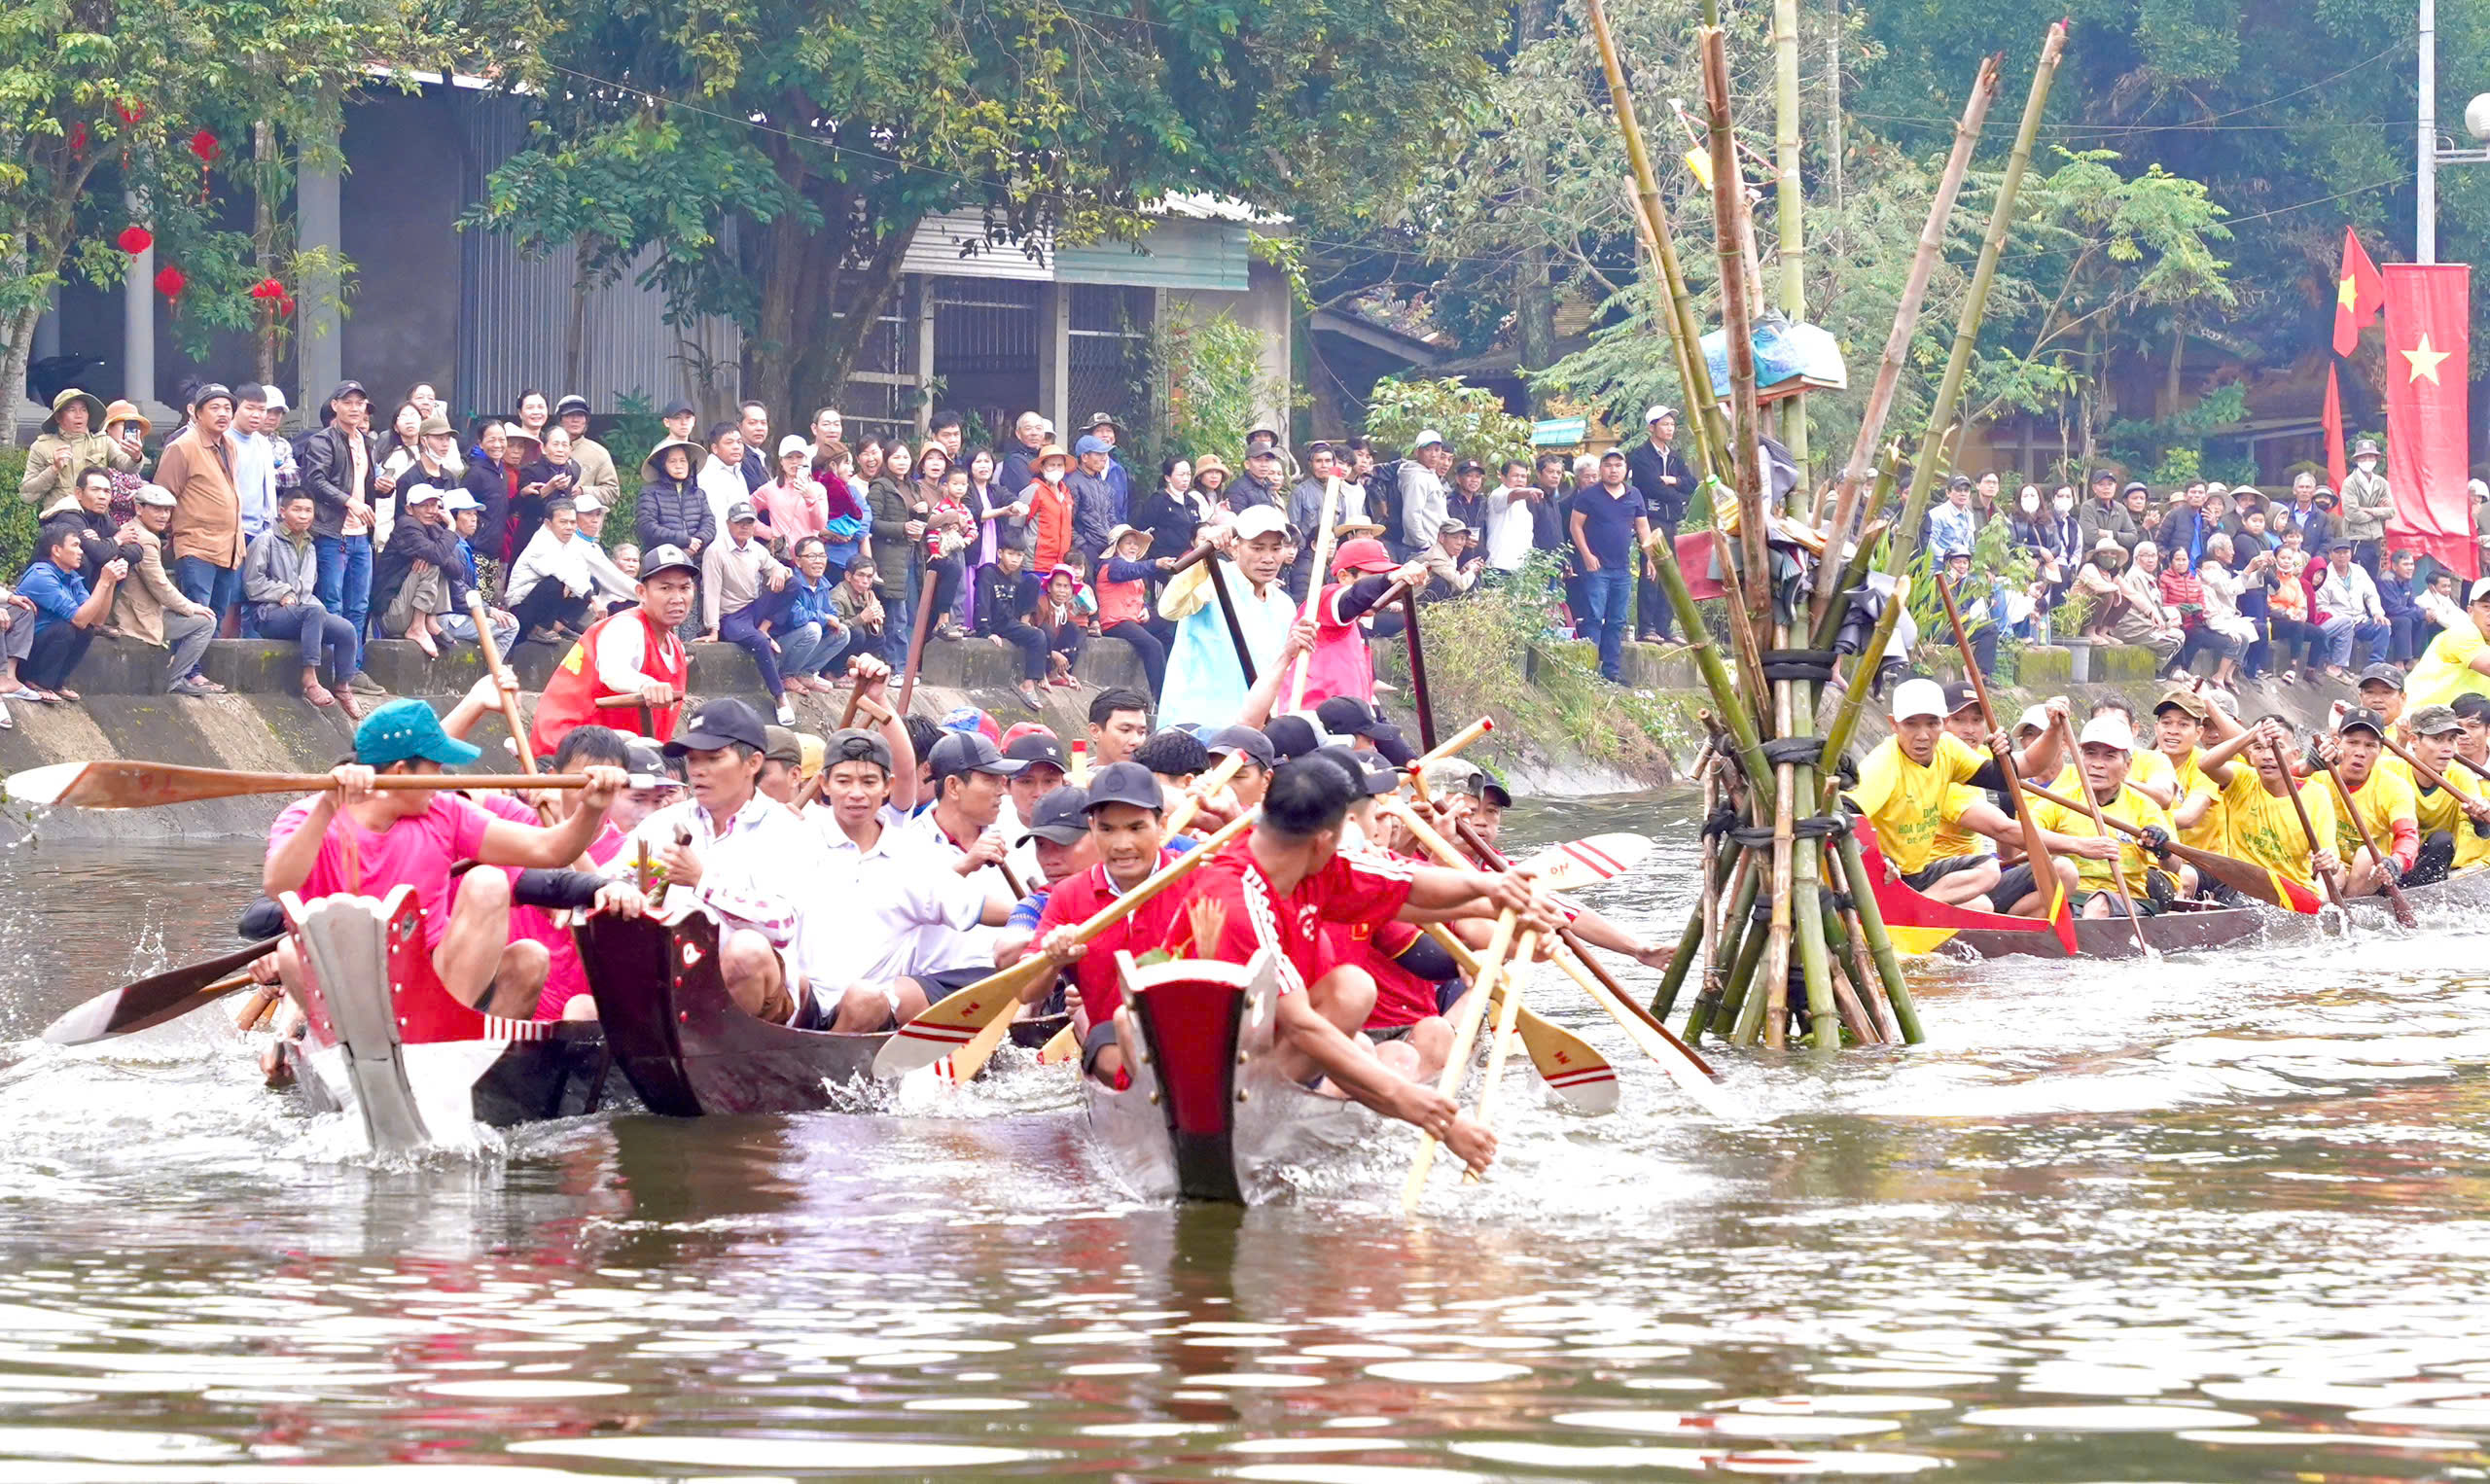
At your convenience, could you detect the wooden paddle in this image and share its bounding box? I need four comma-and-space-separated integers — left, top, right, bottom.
897, 565, 941, 714
8, 761, 594, 811
1403, 907, 1518, 1209
1460, 929, 1536, 1184
2379, 727, 2488, 805
1935, 572, 2076, 953
2015, 782, 2291, 910
1284, 477, 1343, 714
873, 808, 1259, 1078
1411, 718, 1494, 770
467, 593, 557, 824
1400, 587, 1438, 753
1202, 553, 1259, 687
2053, 713, 2156, 959
1416, 928, 1619, 1114
2265, 732, 2348, 911
1507, 832, 1654, 895
42, 937, 281, 1044
2315, 752, 2420, 928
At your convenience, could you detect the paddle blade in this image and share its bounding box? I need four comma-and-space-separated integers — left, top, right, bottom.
871, 967, 1028, 1078
41, 937, 280, 1045
1512, 833, 1654, 894
5, 761, 91, 808
2170, 842, 2288, 909
8, 760, 308, 810
1508, 1001, 1618, 1115
1037, 1024, 1079, 1065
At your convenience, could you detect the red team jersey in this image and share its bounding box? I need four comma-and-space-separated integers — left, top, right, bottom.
1033, 851, 1190, 1026
1175, 835, 1416, 995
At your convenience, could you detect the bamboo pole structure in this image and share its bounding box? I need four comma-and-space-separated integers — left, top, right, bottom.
1771, 0, 1808, 486
1810, 24, 2067, 818
1703, 29, 1770, 625
1807, 58, 2001, 635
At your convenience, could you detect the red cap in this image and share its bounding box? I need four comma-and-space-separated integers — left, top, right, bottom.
1334, 537, 1397, 576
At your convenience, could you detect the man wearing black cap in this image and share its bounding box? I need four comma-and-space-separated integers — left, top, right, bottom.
1315, 694, 1414, 767
991, 784, 1097, 972
609, 697, 828, 1023
1263, 714, 1321, 764
555, 395, 619, 511
2316, 707, 2420, 898
1205, 724, 1277, 809
1016, 760, 1192, 1081
526, 544, 699, 757
299, 380, 389, 688
1161, 755, 1564, 1174
660, 399, 698, 448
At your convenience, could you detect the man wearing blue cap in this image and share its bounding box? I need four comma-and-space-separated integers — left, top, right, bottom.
263, 699, 631, 1017
1069, 436, 1120, 569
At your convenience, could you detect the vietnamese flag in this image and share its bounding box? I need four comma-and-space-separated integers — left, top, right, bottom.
2334, 227, 2386, 355
2382, 263, 2473, 578
2323, 363, 2348, 494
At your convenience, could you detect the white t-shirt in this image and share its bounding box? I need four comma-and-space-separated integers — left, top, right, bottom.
1483, 484, 1537, 572
605, 794, 823, 949
799, 802, 986, 991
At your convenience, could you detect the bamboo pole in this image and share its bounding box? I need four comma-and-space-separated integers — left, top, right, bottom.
1809, 451, 1900, 654
1284, 477, 1344, 713
1772, 0, 1806, 491
1702, 29, 1771, 628
1584, 0, 1731, 477
1832, 827, 1922, 1042
1668, 844, 1752, 1027
1808, 58, 2001, 635
1810, 23, 2067, 814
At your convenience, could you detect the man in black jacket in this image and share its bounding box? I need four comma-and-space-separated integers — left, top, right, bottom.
294, 379, 390, 689
1624, 405, 1692, 641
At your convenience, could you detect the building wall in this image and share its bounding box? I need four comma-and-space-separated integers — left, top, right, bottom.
336, 91, 467, 413
1165, 256, 1294, 436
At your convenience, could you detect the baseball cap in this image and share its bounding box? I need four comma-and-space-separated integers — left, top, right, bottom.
624, 739, 669, 790
1203, 724, 1276, 769
2410, 703, 2463, 737
777, 434, 811, 459
666, 698, 770, 756
1244, 443, 1279, 461
444, 488, 482, 512
1437, 518, 1471, 538
354, 699, 482, 770
660, 398, 696, 420
1005, 730, 1070, 772
190, 382, 234, 411
555, 394, 591, 418
1263, 715, 1322, 761
1419, 757, 1488, 799
1083, 760, 1163, 813
762, 724, 802, 767
2014, 703, 2052, 735
929, 730, 1026, 781
1333, 537, 1397, 576
1075, 434, 1110, 457
1411, 429, 1445, 449
133, 483, 177, 509
2356, 662, 2405, 690
1890, 677, 1946, 722
639, 544, 697, 581
327, 379, 368, 404
571, 491, 603, 513
2153, 687, 2210, 720
403, 483, 445, 507
1313, 744, 1401, 798
1316, 695, 1386, 738
824, 727, 894, 773
1644, 404, 1675, 424
1939, 679, 1980, 717
2338, 708, 2389, 738
2077, 714, 2135, 752
725, 501, 758, 525
1017, 785, 1092, 845
1233, 505, 1288, 541
1085, 412, 1118, 431
998, 721, 1057, 750
260, 385, 288, 410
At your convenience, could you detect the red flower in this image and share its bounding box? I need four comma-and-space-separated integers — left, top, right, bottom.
154, 265, 185, 300
276, 295, 296, 317
248, 277, 286, 300
115, 100, 145, 126
189, 129, 218, 165
68, 124, 88, 155
116, 225, 153, 255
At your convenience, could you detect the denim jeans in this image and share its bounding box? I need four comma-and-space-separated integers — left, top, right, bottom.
173, 556, 243, 619
880, 586, 915, 668
719, 585, 799, 698
776, 618, 849, 681
1582, 564, 1633, 680
254, 600, 357, 684
312, 534, 372, 675
2322, 615, 2390, 668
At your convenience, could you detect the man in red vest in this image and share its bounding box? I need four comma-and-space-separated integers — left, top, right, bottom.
529, 544, 697, 759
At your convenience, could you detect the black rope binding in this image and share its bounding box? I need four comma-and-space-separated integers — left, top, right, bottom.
1760, 648, 1838, 684
1761, 737, 1824, 768
1725, 815, 1850, 849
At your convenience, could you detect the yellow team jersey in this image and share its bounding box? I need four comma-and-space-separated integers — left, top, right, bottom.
2165, 747, 2225, 853
2407, 621, 2490, 710
2128, 747, 2179, 801
2221, 764, 2334, 890
2029, 781, 2177, 893
1848, 732, 1991, 874
2412, 765, 2490, 870
2329, 765, 2418, 863
1929, 783, 1993, 860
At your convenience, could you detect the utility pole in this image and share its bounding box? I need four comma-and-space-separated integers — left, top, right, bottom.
2420, 0, 2437, 263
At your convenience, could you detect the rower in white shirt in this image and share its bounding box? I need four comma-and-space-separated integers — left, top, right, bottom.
604, 697, 827, 1024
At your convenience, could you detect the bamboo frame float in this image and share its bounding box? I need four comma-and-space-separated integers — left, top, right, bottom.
1702, 28, 1772, 624
1771, 0, 1808, 483
1807, 57, 2001, 635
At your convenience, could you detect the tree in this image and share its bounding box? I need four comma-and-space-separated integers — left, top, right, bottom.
0, 0, 488, 411
475, 0, 1499, 422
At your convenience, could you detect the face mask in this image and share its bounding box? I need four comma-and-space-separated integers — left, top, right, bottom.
2357, 459, 2377, 473
2053, 496, 2075, 513
2020, 493, 2041, 512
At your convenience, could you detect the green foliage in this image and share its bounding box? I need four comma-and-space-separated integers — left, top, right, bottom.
476, 0, 1498, 420
598, 393, 667, 552
1150, 307, 1280, 465
0, 450, 32, 580
1363, 377, 1535, 469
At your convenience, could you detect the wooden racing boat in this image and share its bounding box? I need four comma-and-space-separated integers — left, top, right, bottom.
1085, 948, 1375, 1204
1856, 827, 2269, 961
279, 886, 622, 1156
578, 909, 1066, 1116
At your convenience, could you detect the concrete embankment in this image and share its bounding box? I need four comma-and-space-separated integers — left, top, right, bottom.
0, 631, 2372, 843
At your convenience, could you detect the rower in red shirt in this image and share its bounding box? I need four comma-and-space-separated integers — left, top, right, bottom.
1022, 761, 1192, 1081
529, 543, 696, 759
1163, 751, 1560, 1176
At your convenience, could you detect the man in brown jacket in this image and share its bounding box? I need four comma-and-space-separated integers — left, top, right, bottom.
112, 485, 221, 694
155, 383, 246, 621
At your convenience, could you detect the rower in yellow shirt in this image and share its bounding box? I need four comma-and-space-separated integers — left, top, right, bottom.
2026, 713, 2194, 918
2148, 687, 2226, 853
2197, 715, 2340, 903
1846, 678, 2070, 914
2405, 577, 2490, 712
2316, 708, 2420, 900
2399, 704, 2490, 882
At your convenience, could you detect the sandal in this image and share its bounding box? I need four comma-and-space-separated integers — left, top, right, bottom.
0, 687, 41, 703
337, 689, 364, 721
303, 683, 338, 708
53, 689, 79, 702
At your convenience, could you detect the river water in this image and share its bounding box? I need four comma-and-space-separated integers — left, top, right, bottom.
4, 795, 2490, 1480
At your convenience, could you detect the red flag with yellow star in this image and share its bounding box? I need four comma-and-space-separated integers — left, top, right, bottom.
2382, 263, 2472, 578
2333, 228, 2386, 355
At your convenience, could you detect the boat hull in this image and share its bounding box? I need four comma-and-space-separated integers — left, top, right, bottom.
1085, 948, 1374, 1205
1858, 829, 2269, 961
